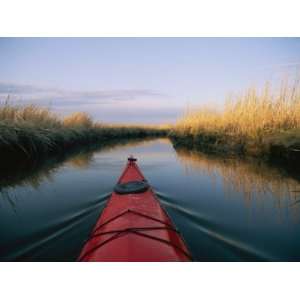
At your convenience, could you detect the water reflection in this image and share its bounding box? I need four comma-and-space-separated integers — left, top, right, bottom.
67, 152, 94, 169
0, 138, 156, 192
175, 147, 300, 224
1, 138, 300, 261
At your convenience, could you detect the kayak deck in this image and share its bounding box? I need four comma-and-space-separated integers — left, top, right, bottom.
78, 157, 191, 262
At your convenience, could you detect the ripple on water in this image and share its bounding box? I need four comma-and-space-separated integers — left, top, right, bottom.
0, 138, 300, 261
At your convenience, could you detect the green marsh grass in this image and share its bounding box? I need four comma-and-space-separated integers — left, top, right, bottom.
0, 102, 167, 164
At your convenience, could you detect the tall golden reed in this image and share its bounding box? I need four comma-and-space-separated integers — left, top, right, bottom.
175, 80, 300, 143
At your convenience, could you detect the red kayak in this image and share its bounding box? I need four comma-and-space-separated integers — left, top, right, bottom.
78, 157, 192, 262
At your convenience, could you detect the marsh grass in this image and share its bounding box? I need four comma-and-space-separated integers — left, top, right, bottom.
63, 112, 93, 128
0, 102, 166, 164
172, 79, 300, 159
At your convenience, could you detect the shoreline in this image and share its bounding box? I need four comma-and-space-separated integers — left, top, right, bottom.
0, 104, 168, 167
169, 131, 300, 174
0, 124, 167, 168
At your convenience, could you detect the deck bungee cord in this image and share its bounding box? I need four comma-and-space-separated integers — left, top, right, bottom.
78, 156, 192, 262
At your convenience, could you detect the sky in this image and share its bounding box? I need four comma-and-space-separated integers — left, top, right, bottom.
0, 38, 300, 124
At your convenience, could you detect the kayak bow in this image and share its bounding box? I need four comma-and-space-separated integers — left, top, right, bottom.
78, 157, 192, 262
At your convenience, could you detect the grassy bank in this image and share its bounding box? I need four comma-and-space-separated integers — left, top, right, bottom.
170, 80, 300, 167
0, 103, 167, 166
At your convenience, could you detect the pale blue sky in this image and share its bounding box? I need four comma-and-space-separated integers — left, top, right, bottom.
0, 38, 300, 123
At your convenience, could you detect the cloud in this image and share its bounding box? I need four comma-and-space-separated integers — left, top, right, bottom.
0, 82, 176, 124
274, 62, 300, 69
53, 102, 181, 124
0, 82, 166, 105
258, 61, 300, 71
0, 82, 50, 94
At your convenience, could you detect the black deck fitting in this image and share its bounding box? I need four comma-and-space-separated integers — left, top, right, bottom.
128, 156, 137, 162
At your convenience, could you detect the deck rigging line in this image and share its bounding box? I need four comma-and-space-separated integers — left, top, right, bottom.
78, 208, 192, 261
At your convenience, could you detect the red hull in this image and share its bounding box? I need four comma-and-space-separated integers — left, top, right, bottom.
78, 158, 191, 262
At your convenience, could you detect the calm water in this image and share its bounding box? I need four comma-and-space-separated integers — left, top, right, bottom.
1, 138, 300, 261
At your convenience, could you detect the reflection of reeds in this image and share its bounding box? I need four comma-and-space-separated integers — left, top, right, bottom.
66, 138, 172, 169
175, 147, 300, 223
67, 152, 94, 169
172, 79, 300, 157
0, 137, 164, 194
